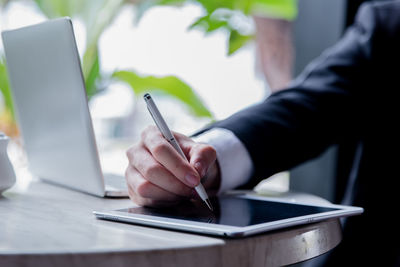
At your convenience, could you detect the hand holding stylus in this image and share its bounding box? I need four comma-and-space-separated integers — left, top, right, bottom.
125, 96, 220, 208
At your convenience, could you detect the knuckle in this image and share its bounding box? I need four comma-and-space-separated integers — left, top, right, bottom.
197, 144, 216, 161
125, 166, 136, 183
125, 165, 136, 180
142, 125, 158, 139
173, 131, 187, 141
152, 141, 169, 156
206, 145, 217, 158
144, 125, 154, 133
136, 181, 152, 198
201, 143, 216, 154
126, 144, 139, 161
141, 127, 150, 139
143, 164, 160, 179
125, 147, 134, 159
127, 178, 155, 207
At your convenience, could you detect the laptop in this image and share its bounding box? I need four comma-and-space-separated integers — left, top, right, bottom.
1, 18, 128, 197
94, 193, 363, 237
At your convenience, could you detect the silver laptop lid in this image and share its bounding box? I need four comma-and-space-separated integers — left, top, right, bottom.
2, 18, 106, 196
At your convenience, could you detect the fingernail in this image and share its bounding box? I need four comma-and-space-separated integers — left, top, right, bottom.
185, 173, 199, 186
194, 162, 205, 177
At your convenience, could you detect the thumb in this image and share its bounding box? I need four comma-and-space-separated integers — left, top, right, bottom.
188, 143, 217, 178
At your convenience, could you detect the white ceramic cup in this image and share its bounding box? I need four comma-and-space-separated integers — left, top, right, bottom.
0, 133, 16, 194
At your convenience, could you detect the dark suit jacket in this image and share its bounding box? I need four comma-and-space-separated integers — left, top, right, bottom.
207, 2, 400, 266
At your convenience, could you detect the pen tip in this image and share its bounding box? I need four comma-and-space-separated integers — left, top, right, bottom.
205, 199, 214, 211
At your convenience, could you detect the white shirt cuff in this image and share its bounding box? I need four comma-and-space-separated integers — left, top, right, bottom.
192, 128, 254, 194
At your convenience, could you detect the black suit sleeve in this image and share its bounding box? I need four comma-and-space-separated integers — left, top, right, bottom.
204, 3, 379, 188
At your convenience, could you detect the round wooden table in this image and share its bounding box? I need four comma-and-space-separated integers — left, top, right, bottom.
0, 180, 342, 267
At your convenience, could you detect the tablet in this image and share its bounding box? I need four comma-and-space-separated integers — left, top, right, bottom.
93, 194, 363, 237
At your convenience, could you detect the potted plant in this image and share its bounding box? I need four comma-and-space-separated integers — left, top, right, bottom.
0, 0, 297, 137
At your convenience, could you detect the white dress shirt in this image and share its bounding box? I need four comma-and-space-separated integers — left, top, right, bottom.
192, 128, 254, 194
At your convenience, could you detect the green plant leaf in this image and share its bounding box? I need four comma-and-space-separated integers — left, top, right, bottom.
196, 0, 234, 14
232, 0, 252, 14
135, 0, 298, 55
251, 0, 298, 21
83, 46, 100, 99
32, 0, 85, 18
0, 56, 14, 119
113, 70, 213, 118
83, 0, 125, 49
81, 0, 125, 98
33, 0, 125, 99
189, 14, 229, 34
228, 30, 254, 55
0, 0, 11, 8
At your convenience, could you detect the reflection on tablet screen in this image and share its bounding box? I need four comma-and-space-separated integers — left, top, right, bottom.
118, 196, 339, 227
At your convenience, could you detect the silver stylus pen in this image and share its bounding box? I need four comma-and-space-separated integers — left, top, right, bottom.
143, 93, 213, 211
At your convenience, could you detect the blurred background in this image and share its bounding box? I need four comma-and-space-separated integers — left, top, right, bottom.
0, 0, 385, 208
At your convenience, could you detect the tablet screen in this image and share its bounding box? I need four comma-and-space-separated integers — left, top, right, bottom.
117, 195, 339, 227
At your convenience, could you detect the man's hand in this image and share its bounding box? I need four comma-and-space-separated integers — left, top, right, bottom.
125, 126, 220, 207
